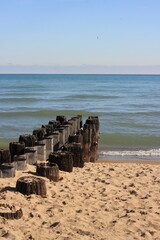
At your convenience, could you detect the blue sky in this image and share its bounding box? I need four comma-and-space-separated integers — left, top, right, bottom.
0, 0, 160, 73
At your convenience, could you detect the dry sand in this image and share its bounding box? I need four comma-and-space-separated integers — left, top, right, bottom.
0, 161, 160, 240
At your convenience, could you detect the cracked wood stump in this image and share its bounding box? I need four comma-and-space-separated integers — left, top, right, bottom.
0, 163, 15, 178
0, 149, 11, 165
9, 142, 25, 162
19, 134, 36, 147
48, 151, 73, 172
16, 176, 47, 197
64, 143, 84, 168
0, 204, 23, 219
36, 162, 59, 182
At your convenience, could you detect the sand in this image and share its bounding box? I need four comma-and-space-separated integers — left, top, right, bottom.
0, 161, 160, 240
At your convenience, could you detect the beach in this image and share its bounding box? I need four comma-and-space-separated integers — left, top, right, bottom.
0, 160, 160, 240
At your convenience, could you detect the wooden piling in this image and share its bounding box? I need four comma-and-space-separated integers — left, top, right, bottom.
16, 176, 47, 197
9, 142, 25, 162
19, 134, 36, 147
48, 151, 73, 172
36, 162, 59, 181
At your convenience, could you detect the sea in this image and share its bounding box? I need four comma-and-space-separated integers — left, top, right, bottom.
0, 74, 160, 161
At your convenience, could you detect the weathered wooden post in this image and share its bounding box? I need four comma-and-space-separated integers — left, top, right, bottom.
0, 163, 15, 178
77, 115, 83, 128
67, 119, 74, 136
56, 128, 65, 148
33, 128, 47, 162
9, 142, 25, 162
19, 134, 36, 147
64, 143, 84, 168
48, 120, 61, 129
71, 117, 78, 134
61, 124, 70, 143
86, 116, 100, 162
36, 162, 59, 181
48, 151, 73, 172
16, 176, 47, 197
68, 131, 83, 144
42, 124, 54, 136
25, 147, 37, 165
0, 149, 11, 165
13, 154, 27, 170
0, 204, 23, 219
56, 116, 67, 125
40, 125, 54, 158
52, 132, 60, 151
19, 134, 37, 164
82, 123, 91, 162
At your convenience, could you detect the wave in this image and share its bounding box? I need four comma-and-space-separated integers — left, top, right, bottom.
0, 98, 40, 102
100, 133, 160, 148
66, 94, 120, 99
100, 148, 160, 157
0, 109, 99, 117
98, 111, 160, 117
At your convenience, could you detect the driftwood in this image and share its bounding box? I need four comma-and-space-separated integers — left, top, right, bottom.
0, 204, 23, 220
19, 134, 36, 147
36, 163, 59, 181
49, 151, 73, 172
16, 176, 47, 197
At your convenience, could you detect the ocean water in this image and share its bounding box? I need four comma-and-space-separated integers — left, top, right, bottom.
0, 74, 160, 161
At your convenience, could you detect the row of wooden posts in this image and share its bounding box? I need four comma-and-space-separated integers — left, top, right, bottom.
0, 115, 100, 179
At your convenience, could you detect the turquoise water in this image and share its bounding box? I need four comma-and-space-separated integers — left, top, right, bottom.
0, 74, 160, 160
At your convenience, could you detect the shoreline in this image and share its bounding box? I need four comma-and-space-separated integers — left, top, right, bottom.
97, 159, 160, 165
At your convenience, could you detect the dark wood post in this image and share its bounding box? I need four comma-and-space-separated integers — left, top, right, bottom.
0, 149, 11, 165
82, 123, 91, 162
48, 151, 73, 172
33, 128, 46, 141
56, 116, 67, 124
16, 176, 47, 197
65, 143, 84, 168
36, 163, 59, 181
13, 154, 27, 170
19, 134, 36, 147
0, 163, 15, 178
52, 132, 60, 151
48, 120, 61, 129
0, 204, 23, 219
9, 142, 25, 162
25, 147, 37, 165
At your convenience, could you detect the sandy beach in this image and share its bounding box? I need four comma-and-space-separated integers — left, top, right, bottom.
0, 161, 160, 240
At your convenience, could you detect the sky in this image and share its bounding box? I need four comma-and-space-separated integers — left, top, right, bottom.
0, 0, 160, 74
